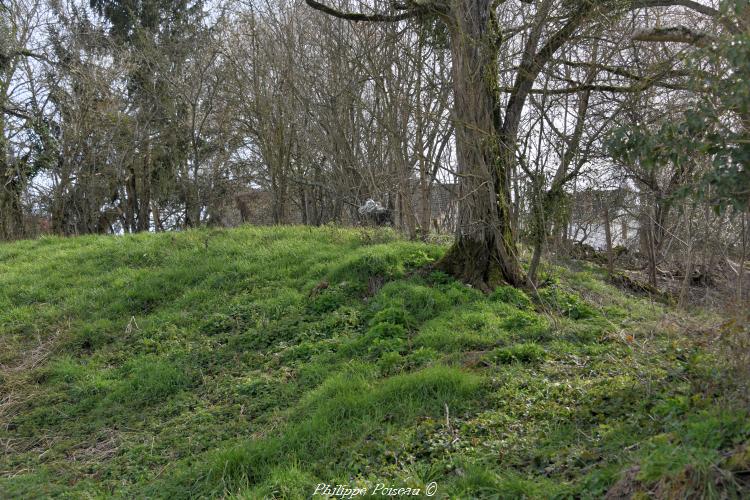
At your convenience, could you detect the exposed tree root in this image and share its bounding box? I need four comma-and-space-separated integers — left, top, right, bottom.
438, 237, 525, 292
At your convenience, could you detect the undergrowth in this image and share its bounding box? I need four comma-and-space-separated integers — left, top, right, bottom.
0, 226, 747, 498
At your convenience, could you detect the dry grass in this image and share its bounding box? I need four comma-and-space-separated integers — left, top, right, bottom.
0, 328, 66, 471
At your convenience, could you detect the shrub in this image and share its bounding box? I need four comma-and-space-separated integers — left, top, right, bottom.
488, 343, 546, 364
406, 347, 440, 369
490, 285, 533, 310
378, 351, 405, 375
372, 281, 451, 325
369, 306, 414, 329
330, 244, 439, 284
368, 322, 408, 339
415, 305, 510, 351
201, 313, 235, 336
537, 286, 597, 320
236, 465, 318, 499
501, 308, 548, 336
307, 286, 349, 314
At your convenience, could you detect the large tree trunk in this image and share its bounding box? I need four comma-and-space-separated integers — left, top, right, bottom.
0, 118, 25, 241
438, 0, 525, 289
0, 177, 25, 241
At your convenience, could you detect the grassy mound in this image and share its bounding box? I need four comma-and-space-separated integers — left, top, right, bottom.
1, 226, 747, 498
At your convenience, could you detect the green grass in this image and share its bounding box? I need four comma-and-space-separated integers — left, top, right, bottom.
0, 226, 747, 498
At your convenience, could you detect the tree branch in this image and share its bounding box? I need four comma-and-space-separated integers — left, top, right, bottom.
556, 59, 691, 81
632, 26, 716, 47
631, 0, 720, 18
1, 105, 34, 121
502, 3, 592, 139
305, 0, 417, 22
630, 0, 740, 34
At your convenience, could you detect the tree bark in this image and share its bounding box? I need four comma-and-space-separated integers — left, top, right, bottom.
437, 0, 524, 289
604, 204, 614, 277
0, 177, 25, 241
0, 114, 25, 240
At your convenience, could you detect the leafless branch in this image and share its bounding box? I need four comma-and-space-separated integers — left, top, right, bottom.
305, 0, 417, 23
632, 26, 716, 47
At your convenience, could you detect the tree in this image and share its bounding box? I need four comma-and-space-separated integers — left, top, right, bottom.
305, 0, 735, 289
612, 1, 749, 213
305, 0, 599, 289
1, 0, 52, 241
608, 1, 749, 288
89, 0, 209, 231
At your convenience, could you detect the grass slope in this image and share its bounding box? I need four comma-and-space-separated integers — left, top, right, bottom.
1, 226, 748, 498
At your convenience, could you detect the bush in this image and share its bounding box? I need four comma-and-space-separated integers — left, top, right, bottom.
378, 351, 405, 376
416, 305, 509, 351
501, 308, 548, 339
237, 465, 319, 499
369, 306, 414, 329
537, 286, 596, 320
201, 313, 235, 336
489, 343, 546, 364
372, 281, 452, 325
307, 285, 350, 314
490, 285, 533, 310
329, 244, 440, 284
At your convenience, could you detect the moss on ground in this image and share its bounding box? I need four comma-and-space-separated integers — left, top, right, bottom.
0, 226, 747, 498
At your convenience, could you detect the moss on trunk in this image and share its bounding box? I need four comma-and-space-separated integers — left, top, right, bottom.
437, 0, 525, 290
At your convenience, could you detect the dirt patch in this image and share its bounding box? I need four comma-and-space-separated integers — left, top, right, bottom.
605, 466, 643, 499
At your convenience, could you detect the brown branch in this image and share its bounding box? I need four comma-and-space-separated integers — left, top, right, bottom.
556, 59, 691, 81
1, 105, 33, 121
305, 0, 416, 23
554, 68, 695, 92
632, 26, 716, 47
503, 3, 592, 139
630, 0, 740, 34
16, 49, 50, 62
631, 0, 720, 18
